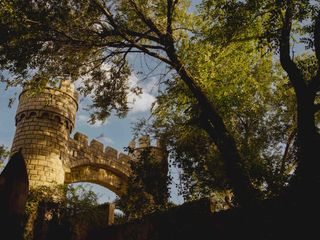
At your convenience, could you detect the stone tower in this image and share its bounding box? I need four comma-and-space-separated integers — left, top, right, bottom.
10, 80, 167, 196
11, 80, 78, 187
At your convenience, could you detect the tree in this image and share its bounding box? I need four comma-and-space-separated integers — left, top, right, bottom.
275, 1, 320, 196
200, 0, 320, 199
147, 48, 296, 202
0, 151, 28, 240
1, 0, 319, 206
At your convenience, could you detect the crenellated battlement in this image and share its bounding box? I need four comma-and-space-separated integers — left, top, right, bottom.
129, 135, 164, 150
58, 79, 78, 100
128, 135, 167, 164
74, 132, 89, 146
20, 79, 78, 103
70, 132, 131, 163
16, 80, 78, 135
67, 132, 132, 178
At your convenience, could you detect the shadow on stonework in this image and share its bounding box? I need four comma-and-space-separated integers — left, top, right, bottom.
0, 151, 29, 240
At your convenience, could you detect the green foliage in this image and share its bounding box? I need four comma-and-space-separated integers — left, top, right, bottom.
24, 184, 107, 239
199, 0, 319, 50
199, 0, 320, 192
0, 0, 132, 122
145, 7, 297, 201
78, 56, 131, 123
116, 146, 170, 220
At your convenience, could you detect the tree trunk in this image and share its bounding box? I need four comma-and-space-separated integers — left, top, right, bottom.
294, 93, 320, 194
165, 45, 258, 206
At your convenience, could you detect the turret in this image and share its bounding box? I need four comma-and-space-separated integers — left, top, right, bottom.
129, 135, 167, 163
11, 80, 78, 187
128, 135, 169, 205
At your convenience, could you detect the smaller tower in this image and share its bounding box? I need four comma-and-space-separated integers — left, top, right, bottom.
129, 135, 169, 205
129, 135, 167, 162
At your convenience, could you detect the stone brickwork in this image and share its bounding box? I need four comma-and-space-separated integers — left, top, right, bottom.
11, 81, 78, 187
10, 80, 164, 196
65, 132, 132, 195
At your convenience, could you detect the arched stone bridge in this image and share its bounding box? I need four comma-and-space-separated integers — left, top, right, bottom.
65, 133, 163, 196
65, 132, 132, 196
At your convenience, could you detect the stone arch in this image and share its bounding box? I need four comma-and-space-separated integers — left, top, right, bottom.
16, 113, 26, 124
65, 165, 128, 197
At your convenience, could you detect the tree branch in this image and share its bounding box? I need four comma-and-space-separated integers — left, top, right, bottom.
279, 128, 296, 176
279, 2, 305, 95
92, 0, 171, 65
128, 0, 165, 40
165, 37, 258, 205
127, 29, 162, 44
166, 0, 174, 36
99, 27, 162, 44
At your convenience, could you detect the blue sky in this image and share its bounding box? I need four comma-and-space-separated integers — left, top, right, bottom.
0, 72, 184, 205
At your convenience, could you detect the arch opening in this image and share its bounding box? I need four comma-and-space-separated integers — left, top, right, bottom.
66, 182, 125, 218
68, 182, 119, 204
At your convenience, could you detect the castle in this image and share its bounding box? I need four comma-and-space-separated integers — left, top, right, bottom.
10, 80, 164, 196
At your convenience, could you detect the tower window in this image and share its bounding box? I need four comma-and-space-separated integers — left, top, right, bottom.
29, 112, 37, 117
54, 115, 61, 123
41, 112, 49, 118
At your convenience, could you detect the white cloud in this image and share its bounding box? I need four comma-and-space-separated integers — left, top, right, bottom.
96, 135, 114, 145
77, 114, 108, 128
128, 91, 156, 113
78, 114, 88, 122
142, 76, 159, 94
127, 74, 156, 114
75, 67, 157, 115
74, 63, 111, 97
